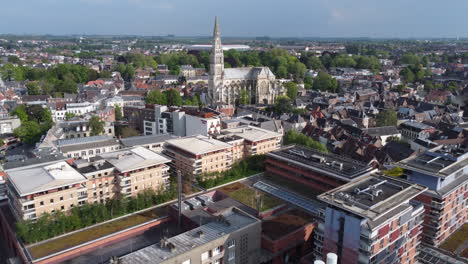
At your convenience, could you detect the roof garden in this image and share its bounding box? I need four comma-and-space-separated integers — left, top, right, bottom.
218, 182, 283, 212
439, 224, 468, 258
27, 207, 168, 260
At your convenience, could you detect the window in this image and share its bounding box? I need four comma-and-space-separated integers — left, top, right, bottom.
213, 259, 221, 264
50, 199, 54, 203
60, 197, 64, 201
40, 201, 44, 206
201, 251, 209, 261
61, 206, 65, 210
213, 246, 221, 256
228, 251, 235, 261
182, 260, 191, 264
228, 239, 236, 248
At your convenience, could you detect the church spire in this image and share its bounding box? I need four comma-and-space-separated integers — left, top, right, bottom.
213, 16, 220, 38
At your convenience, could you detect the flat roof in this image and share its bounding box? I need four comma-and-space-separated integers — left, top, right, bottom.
318, 174, 427, 226
120, 134, 177, 148
165, 135, 232, 155
399, 146, 468, 178
220, 125, 281, 142
6, 161, 87, 196
267, 145, 375, 181
57, 136, 120, 153
120, 208, 259, 264
99, 147, 171, 172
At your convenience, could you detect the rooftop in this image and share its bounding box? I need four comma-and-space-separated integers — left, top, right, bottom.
56, 136, 120, 153
267, 145, 375, 181
220, 125, 281, 142
7, 161, 87, 196
262, 209, 315, 240
165, 135, 232, 155
120, 134, 177, 148
99, 147, 171, 173
318, 174, 427, 228
362, 126, 399, 137
399, 145, 468, 177
119, 207, 259, 264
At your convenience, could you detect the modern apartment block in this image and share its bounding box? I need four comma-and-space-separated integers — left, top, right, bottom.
164, 135, 233, 178
99, 147, 172, 197
215, 125, 282, 162
265, 145, 376, 193
6, 161, 88, 220
120, 207, 262, 264
315, 174, 427, 264
398, 145, 468, 246
73, 158, 117, 204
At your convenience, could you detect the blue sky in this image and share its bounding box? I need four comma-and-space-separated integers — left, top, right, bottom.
1, 0, 466, 38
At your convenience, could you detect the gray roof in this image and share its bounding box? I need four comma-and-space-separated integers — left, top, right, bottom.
165, 135, 232, 155
57, 136, 120, 153
362, 126, 399, 137
6, 161, 87, 196
223, 67, 275, 80
99, 147, 171, 172
120, 134, 177, 148
120, 208, 259, 264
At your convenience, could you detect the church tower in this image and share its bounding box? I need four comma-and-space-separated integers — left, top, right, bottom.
208, 16, 224, 104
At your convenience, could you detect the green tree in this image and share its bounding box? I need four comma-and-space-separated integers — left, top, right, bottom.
304, 75, 313, 89
26, 82, 41, 95
164, 89, 183, 106
11, 105, 28, 123
239, 90, 249, 105
115, 105, 123, 121
273, 96, 293, 114
284, 82, 299, 100
283, 130, 327, 153
65, 112, 76, 120
14, 121, 43, 144
312, 71, 339, 92
119, 127, 140, 138
376, 109, 397, 126
146, 90, 167, 105
306, 56, 324, 70
88, 116, 105, 136
400, 68, 415, 83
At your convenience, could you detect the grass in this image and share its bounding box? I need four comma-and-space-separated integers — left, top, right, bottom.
439, 224, 468, 254
227, 186, 282, 212
28, 207, 167, 260
263, 174, 324, 199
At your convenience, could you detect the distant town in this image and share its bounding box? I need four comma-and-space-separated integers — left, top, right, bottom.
0, 17, 467, 264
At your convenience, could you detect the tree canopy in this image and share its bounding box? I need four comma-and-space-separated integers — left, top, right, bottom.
88, 116, 105, 136
283, 130, 328, 153
376, 109, 398, 127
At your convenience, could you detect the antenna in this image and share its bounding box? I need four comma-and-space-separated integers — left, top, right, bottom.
177, 170, 182, 231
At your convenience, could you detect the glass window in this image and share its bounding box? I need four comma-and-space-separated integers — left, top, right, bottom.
228, 251, 235, 261
228, 239, 236, 248
213, 246, 221, 256
182, 260, 191, 264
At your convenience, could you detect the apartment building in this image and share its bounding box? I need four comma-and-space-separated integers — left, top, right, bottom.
73, 158, 117, 204
144, 105, 186, 136
99, 147, 171, 197
400, 121, 436, 141
120, 134, 177, 153
398, 145, 468, 246
164, 135, 233, 178
315, 174, 427, 264
215, 125, 282, 162
58, 120, 115, 139
120, 207, 262, 264
6, 161, 88, 220
265, 145, 376, 193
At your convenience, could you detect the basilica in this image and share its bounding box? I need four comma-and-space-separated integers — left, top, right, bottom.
208, 17, 283, 106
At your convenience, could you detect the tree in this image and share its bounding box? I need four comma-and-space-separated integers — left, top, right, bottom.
283, 130, 327, 153
284, 82, 299, 100
400, 68, 415, 83
115, 105, 123, 121
11, 105, 28, 123
306, 56, 324, 70
239, 90, 249, 105
304, 75, 313, 89
146, 90, 167, 105
164, 89, 183, 107
26, 82, 41, 95
312, 71, 339, 93
88, 116, 105, 136
400, 53, 422, 65
65, 112, 76, 120
14, 121, 43, 144
376, 109, 397, 127
273, 96, 293, 114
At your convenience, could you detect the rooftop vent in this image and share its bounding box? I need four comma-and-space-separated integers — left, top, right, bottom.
195, 230, 204, 238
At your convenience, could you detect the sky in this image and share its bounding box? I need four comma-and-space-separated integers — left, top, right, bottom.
1, 0, 467, 38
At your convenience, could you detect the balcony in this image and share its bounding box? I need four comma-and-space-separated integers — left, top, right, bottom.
120, 181, 131, 187
23, 208, 36, 214
77, 194, 88, 200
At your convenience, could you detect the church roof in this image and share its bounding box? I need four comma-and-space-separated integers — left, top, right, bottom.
223, 67, 275, 80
